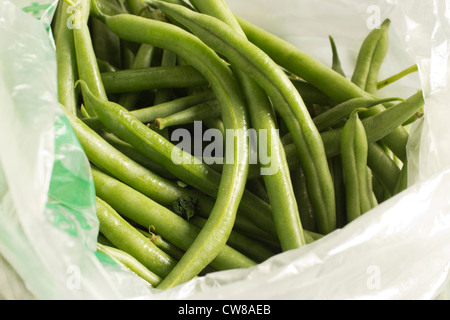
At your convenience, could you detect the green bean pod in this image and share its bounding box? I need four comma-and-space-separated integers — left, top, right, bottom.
155, 100, 221, 130
96, 197, 177, 278
97, 243, 162, 287
53, 0, 80, 115
321, 90, 425, 158
91, 5, 256, 288
83, 89, 216, 129
313, 97, 405, 132
377, 64, 419, 90
351, 19, 391, 93
101, 65, 208, 94
72, 1, 108, 117
118, 43, 157, 110
91, 166, 257, 273
148, 0, 336, 236
87, 7, 280, 240
154, 50, 178, 105
290, 78, 333, 107
235, 15, 411, 163
139, 229, 185, 261
190, 216, 277, 263
341, 109, 372, 222
188, 0, 308, 250
329, 35, 346, 77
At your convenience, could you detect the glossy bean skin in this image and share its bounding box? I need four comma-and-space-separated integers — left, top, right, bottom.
321, 90, 424, 159
95, 197, 177, 278
313, 97, 405, 132
101, 65, 208, 94
91, 6, 256, 288
53, 0, 82, 115
155, 100, 221, 130
148, 0, 337, 236
91, 166, 257, 273
351, 19, 391, 93
341, 110, 372, 222
97, 243, 162, 287
188, 0, 307, 251
72, 1, 107, 117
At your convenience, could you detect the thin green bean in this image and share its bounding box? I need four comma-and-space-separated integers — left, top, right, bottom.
101, 65, 208, 94
96, 196, 177, 278
148, 0, 336, 236
91, 4, 256, 288
341, 109, 372, 222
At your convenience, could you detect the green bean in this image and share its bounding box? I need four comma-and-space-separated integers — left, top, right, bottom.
291, 167, 317, 233
139, 229, 185, 261
313, 97, 405, 132
83, 89, 216, 129
72, 1, 108, 117
148, 0, 336, 236
135, 90, 216, 123
101, 65, 208, 95
187, 0, 308, 249
95, 196, 177, 278
91, 166, 257, 273
155, 100, 221, 130
290, 78, 333, 107
236, 16, 413, 162
96, 58, 120, 73
378, 64, 419, 90
85, 8, 280, 240
284, 133, 401, 199
118, 43, 157, 110
91, 17, 122, 70
91, 5, 257, 288
235, 15, 371, 103
65, 108, 272, 243
100, 132, 177, 180
329, 35, 346, 77
53, 0, 80, 115
328, 156, 347, 229
97, 243, 162, 287
394, 162, 409, 195
351, 19, 390, 94
321, 90, 424, 158
190, 216, 277, 263
154, 50, 178, 105
367, 142, 401, 196
366, 168, 379, 209
341, 109, 372, 222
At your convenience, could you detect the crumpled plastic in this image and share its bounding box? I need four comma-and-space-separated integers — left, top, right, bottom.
1, 0, 450, 300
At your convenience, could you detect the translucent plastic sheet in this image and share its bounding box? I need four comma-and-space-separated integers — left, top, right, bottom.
1, 0, 450, 300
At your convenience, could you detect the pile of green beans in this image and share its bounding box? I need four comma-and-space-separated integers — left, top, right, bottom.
52, 0, 424, 290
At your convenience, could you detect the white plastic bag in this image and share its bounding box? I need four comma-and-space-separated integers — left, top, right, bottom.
1, 0, 450, 300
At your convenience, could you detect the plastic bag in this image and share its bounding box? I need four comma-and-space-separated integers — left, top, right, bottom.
1, 0, 450, 300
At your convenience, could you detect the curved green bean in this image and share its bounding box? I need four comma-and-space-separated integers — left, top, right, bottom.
313, 97, 405, 132
188, 0, 307, 250
97, 243, 162, 287
321, 90, 424, 158
53, 0, 80, 115
329, 35, 346, 77
351, 19, 391, 93
147, 0, 336, 236
96, 196, 177, 278
341, 109, 372, 222
91, 166, 257, 273
155, 100, 221, 130
91, 4, 255, 288
378, 64, 419, 90
72, 1, 107, 117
